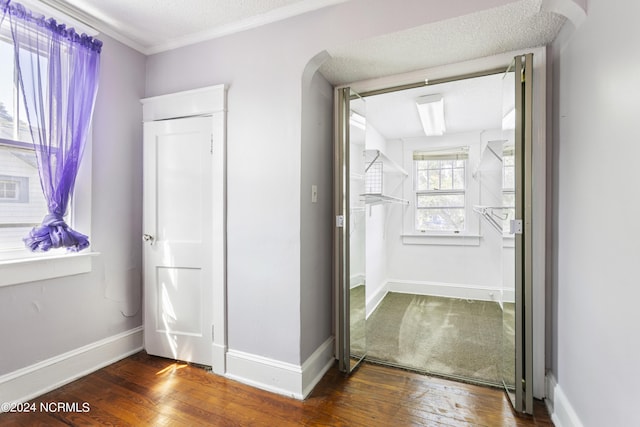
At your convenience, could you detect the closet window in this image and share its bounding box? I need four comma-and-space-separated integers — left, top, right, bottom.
413, 147, 468, 233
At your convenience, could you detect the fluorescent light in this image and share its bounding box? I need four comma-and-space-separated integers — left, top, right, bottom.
502, 107, 515, 130
350, 111, 366, 130
416, 94, 446, 136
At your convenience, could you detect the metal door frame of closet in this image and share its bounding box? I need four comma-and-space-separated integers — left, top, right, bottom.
332, 50, 545, 415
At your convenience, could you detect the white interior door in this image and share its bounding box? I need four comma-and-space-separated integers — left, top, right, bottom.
143, 116, 214, 366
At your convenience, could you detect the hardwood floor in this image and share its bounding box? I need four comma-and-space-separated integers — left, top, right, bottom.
0, 351, 553, 426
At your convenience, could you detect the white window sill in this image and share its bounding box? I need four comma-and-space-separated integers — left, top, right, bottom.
402, 234, 481, 246
0, 251, 99, 288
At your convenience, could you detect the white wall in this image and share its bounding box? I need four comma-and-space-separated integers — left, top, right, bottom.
385, 132, 504, 298
364, 124, 388, 314
0, 34, 146, 375
350, 119, 366, 289
552, 0, 640, 425
145, 0, 518, 366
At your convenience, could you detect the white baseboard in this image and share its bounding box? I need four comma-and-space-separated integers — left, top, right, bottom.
350, 274, 365, 289
301, 337, 335, 398
545, 372, 557, 419
212, 343, 227, 375
0, 326, 143, 409
226, 337, 334, 400
502, 288, 515, 304
546, 372, 584, 427
386, 280, 503, 303
366, 285, 388, 318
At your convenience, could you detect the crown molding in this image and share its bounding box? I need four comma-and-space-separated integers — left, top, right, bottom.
32, 0, 347, 55
145, 0, 347, 55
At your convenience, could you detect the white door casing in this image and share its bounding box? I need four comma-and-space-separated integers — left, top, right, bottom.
141, 85, 226, 373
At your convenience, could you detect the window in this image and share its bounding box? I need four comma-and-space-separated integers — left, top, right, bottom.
0, 179, 17, 200
0, 1, 97, 286
414, 147, 468, 233
0, 175, 29, 202
0, 36, 52, 252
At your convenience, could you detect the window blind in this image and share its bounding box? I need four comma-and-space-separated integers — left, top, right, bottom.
413, 146, 469, 161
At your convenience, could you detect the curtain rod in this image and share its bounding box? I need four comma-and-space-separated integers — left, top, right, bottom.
20, 0, 99, 35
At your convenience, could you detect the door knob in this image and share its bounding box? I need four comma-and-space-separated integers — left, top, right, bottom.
142, 234, 155, 244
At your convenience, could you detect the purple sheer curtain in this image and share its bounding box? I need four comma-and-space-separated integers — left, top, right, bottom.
1, 0, 102, 252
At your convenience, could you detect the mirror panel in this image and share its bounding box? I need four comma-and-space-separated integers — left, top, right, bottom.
501, 59, 517, 404
348, 91, 367, 370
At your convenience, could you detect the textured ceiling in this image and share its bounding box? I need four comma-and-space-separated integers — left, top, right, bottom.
320, 0, 566, 85
365, 73, 506, 141
34, 0, 566, 139
318, 0, 565, 140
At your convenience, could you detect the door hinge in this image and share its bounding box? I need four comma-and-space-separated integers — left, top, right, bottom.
211, 325, 215, 342
210, 135, 214, 154
510, 219, 523, 235
336, 215, 345, 228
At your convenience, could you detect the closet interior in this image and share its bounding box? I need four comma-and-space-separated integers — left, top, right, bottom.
348, 72, 516, 387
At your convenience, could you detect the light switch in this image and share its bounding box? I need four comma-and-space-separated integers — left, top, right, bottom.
311, 185, 318, 203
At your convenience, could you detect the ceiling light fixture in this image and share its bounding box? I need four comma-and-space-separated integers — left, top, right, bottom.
502, 107, 515, 130
416, 94, 446, 136
350, 111, 366, 130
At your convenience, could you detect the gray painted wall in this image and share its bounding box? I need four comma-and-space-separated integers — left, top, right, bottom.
552, 0, 640, 424
145, 0, 516, 365
0, 35, 146, 375
300, 68, 333, 362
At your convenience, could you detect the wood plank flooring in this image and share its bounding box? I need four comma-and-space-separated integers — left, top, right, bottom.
0, 351, 553, 426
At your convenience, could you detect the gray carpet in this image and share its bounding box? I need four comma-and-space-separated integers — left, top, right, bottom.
360, 292, 512, 385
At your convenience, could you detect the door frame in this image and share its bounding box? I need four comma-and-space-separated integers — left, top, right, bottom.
141, 85, 227, 375
332, 47, 547, 401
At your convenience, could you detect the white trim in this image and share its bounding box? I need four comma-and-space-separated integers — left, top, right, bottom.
546, 372, 585, 427
226, 350, 304, 399
545, 372, 557, 418
350, 273, 365, 288
40, 0, 148, 53
386, 280, 503, 303
226, 337, 335, 400
366, 284, 388, 318
40, 0, 349, 55
212, 343, 227, 376
145, 0, 349, 55
0, 327, 143, 409
0, 251, 99, 288
211, 108, 227, 376
301, 337, 335, 399
18, 0, 98, 36
367, 280, 509, 319
501, 288, 515, 304
401, 234, 481, 246
141, 85, 227, 122
141, 85, 227, 374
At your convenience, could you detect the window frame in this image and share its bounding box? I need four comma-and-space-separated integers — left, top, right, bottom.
401, 138, 481, 246
414, 156, 467, 233
0, 9, 96, 286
